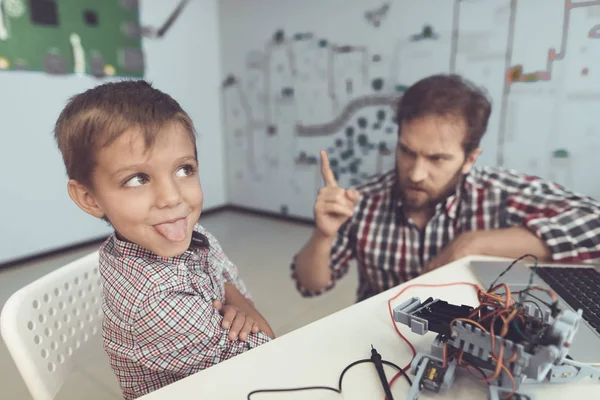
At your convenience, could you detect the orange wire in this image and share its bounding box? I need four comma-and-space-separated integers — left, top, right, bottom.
500, 364, 517, 400
442, 343, 449, 368
387, 279, 528, 396
528, 286, 559, 301
485, 345, 505, 382
450, 317, 488, 333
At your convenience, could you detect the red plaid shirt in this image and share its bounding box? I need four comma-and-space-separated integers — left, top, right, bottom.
292, 167, 600, 302
99, 224, 270, 399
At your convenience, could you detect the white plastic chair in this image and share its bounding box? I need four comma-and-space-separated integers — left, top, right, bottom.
1, 251, 104, 400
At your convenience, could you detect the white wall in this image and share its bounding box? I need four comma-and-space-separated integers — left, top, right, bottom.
0, 0, 226, 264
218, 0, 600, 220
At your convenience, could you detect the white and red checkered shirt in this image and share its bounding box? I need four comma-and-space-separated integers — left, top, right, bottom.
292, 167, 600, 302
99, 224, 270, 399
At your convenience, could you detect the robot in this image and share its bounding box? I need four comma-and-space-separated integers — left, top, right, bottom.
393, 296, 600, 400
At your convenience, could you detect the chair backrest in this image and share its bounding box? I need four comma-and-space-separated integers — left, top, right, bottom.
1, 251, 104, 400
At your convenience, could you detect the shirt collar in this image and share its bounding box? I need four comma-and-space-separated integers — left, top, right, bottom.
443, 180, 463, 219
112, 228, 210, 262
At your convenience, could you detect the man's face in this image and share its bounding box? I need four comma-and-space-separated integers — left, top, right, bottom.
396, 115, 480, 211
82, 123, 203, 257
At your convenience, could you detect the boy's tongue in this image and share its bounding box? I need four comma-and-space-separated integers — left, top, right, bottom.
154, 218, 187, 242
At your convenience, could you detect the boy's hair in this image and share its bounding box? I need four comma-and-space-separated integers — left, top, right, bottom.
395, 74, 492, 154
54, 80, 197, 188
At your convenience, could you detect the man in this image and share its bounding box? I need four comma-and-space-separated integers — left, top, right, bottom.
291, 74, 600, 302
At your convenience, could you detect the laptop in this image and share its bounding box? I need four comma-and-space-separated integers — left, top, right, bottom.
470, 260, 600, 365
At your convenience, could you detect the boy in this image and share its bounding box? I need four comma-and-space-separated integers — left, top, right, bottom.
53, 80, 274, 399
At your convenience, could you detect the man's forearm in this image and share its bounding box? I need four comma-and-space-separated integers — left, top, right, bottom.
293, 230, 335, 292
471, 227, 552, 261
223, 283, 275, 338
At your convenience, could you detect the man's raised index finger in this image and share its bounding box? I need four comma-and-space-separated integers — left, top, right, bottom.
320, 150, 338, 187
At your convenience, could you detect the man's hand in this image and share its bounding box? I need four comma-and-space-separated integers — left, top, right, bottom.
424, 232, 479, 273
315, 150, 360, 238
213, 300, 259, 341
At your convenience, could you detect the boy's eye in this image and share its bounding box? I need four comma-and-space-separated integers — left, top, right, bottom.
124, 174, 148, 187
175, 164, 196, 177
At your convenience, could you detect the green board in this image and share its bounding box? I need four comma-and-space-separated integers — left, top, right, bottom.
0, 0, 144, 78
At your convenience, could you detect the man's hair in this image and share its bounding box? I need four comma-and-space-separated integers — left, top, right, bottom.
395, 74, 492, 154
54, 80, 196, 187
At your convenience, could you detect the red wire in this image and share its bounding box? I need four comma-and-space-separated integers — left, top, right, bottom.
386, 281, 482, 393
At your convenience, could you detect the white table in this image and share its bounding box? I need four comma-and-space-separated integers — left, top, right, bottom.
140, 256, 599, 399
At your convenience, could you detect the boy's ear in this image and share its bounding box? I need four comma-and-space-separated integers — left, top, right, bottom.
67, 179, 106, 219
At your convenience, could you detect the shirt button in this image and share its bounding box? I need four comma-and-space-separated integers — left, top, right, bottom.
192, 254, 199, 261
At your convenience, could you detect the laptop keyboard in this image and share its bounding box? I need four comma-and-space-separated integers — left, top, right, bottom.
535, 267, 600, 334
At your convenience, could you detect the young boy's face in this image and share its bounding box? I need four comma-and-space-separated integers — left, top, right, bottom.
70, 122, 203, 257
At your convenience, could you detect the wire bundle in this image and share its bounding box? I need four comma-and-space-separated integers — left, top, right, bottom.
388, 254, 560, 400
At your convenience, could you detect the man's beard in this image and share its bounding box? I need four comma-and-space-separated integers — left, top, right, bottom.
398, 168, 465, 212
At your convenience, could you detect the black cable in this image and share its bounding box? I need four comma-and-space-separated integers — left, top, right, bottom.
382, 360, 412, 386
518, 255, 540, 306
337, 359, 372, 392
487, 254, 539, 293
247, 359, 368, 399
519, 291, 554, 309
248, 385, 339, 398
156, 0, 190, 37
142, 0, 191, 38
247, 357, 411, 399
371, 345, 394, 399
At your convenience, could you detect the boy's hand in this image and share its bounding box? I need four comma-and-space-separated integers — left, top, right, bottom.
221, 283, 276, 339
213, 300, 259, 341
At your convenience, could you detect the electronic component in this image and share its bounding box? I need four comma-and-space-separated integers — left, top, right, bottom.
120, 0, 138, 11
394, 294, 600, 400
0, 0, 188, 77
44, 53, 68, 74
120, 47, 144, 72
420, 359, 445, 393
70, 33, 85, 74
0, 0, 9, 41
0, 0, 144, 77
83, 9, 99, 26
90, 54, 106, 77
394, 297, 474, 335
30, 0, 59, 27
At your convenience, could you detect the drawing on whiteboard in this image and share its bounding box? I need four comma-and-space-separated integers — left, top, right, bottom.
296, 94, 397, 136
497, 0, 600, 166
410, 25, 439, 42
0, 0, 190, 77
222, 0, 600, 218
364, 3, 391, 28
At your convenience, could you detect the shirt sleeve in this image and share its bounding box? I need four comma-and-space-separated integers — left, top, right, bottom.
202, 230, 254, 301
504, 179, 600, 262
290, 212, 357, 297
133, 284, 270, 377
